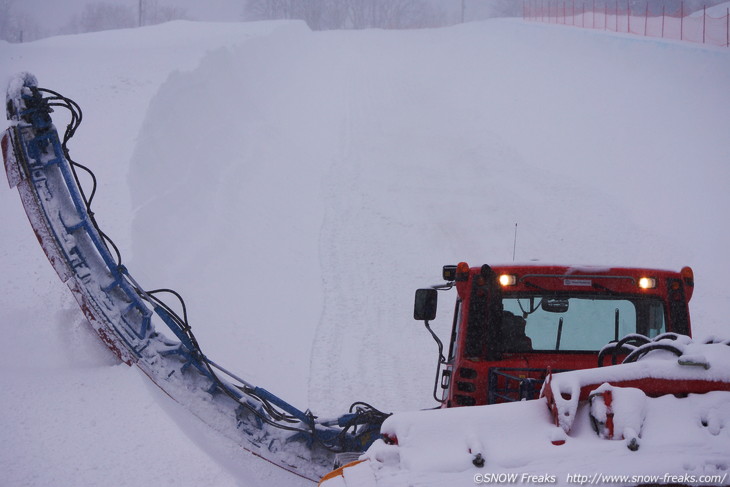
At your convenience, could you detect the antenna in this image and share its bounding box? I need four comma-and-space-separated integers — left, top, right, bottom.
512, 222, 518, 262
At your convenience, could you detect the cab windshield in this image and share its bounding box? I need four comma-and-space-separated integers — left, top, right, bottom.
501, 294, 666, 352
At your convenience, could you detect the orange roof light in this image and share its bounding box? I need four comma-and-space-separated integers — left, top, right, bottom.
681, 266, 694, 287
454, 262, 471, 281
681, 266, 695, 301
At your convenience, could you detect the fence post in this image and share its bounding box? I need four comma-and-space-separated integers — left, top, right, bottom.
644, 2, 648, 36
662, 5, 665, 38
572, 0, 575, 25
628, 0, 631, 33
703, 5, 706, 44
681, 1, 684, 41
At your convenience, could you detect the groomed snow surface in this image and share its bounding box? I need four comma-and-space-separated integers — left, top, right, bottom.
1, 18, 729, 487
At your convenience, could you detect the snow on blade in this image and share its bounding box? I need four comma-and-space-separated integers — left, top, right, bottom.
328, 338, 730, 486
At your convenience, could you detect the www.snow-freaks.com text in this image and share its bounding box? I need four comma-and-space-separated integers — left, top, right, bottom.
473, 472, 728, 485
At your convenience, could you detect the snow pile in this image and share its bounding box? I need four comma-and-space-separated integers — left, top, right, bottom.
351, 389, 730, 486
1, 16, 729, 487
344, 339, 730, 486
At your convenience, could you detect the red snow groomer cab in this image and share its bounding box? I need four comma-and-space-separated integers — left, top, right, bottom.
414, 263, 695, 407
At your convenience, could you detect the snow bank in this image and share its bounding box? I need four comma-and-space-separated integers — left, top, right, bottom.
127, 18, 730, 418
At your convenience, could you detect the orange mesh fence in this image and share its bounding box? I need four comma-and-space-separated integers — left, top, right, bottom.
524, 1, 730, 47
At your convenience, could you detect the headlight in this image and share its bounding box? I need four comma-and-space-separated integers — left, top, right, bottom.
499, 274, 517, 286
638, 277, 656, 289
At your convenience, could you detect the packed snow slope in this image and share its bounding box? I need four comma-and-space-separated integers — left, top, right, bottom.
1, 18, 729, 487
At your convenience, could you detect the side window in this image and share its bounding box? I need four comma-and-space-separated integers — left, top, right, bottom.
638, 299, 667, 338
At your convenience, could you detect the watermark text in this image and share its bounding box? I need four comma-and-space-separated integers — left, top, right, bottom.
472, 472, 728, 485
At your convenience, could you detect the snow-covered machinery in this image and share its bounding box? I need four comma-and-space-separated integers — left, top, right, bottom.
319, 265, 730, 485
2, 73, 388, 482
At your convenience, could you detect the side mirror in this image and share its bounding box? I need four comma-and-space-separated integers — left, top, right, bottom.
414, 288, 438, 321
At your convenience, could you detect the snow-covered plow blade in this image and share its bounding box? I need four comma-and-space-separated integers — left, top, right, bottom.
3, 73, 386, 482
320, 336, 730, 486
